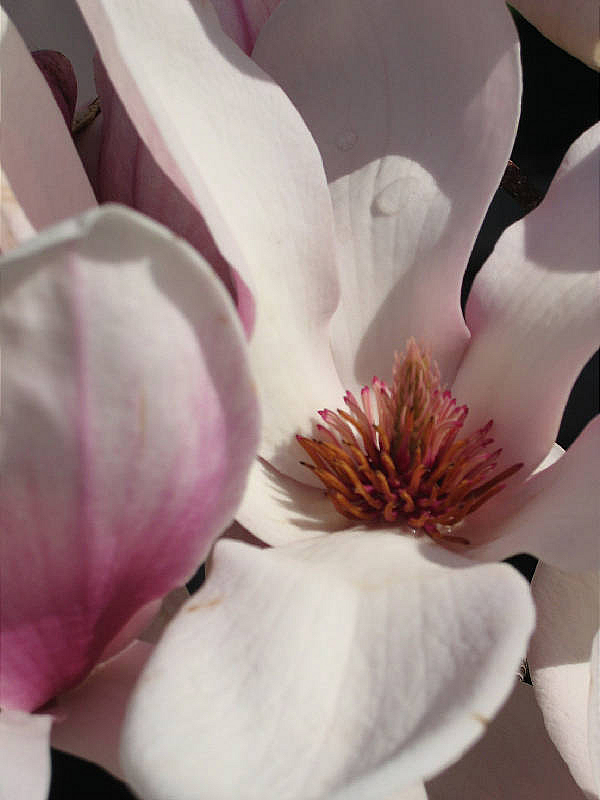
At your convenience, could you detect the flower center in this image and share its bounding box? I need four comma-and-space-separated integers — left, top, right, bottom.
297, 338, 522, 544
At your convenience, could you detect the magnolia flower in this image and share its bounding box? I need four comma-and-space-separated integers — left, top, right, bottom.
0, 28, 260, 792
3, 1, 597, 799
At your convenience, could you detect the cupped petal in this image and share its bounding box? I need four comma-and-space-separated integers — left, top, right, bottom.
0, 709, 52, 800
121, 533, 534, 800
1, 204, 260, 711
426, 681, 587, 799
528, 563, 599, 798
253, 0, 521, 386
511, 0, 600, 69
0, 12, 96, 233
2, 0, 97, 103
460, 417, 600, 569
51, 641, 153, 781
452, 124, 600, 476
76, 0, 344, 480
211, 0, 281, 55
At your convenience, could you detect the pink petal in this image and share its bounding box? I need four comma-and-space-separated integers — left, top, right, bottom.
0, 13, 96, 233
254, 0, 521, 386
528, 563, 599, 798
121, 534, 534, 799
426, 681, 587, 799
76, 0, 343, 479
0, 710, 52, 800
511, 0, 600, 69
32, 49, 78, 129
2, 0, 97, 104
91, 58, 254, 335
51, 641, 153, 781
461, 417, 600, 569
453, 124, 600, 476
1, 204, 260, 712
211, 0, 281, 55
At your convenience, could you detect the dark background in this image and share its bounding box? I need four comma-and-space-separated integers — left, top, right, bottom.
49, 10, 599, 799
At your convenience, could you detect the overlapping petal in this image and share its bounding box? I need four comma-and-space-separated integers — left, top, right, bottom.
528, 563, 599, 798
0, 12, 95, 239
453, 124, 600, 477
1, 204, 259, 711
121, 533, 534, 800
75, 0, 344, 479
211, 0, 281, 54
254, 0, 521, 386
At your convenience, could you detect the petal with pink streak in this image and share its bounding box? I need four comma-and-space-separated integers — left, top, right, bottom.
1, 204, 260, 712
51, 641, 153, 782
121, 533, 534, 799
92, 58, 254, 336
529, 563, 599, 798
426, 681, 587, 799
511, 0, 600, 69
0, 13, 96, 233
0, 709, 52, 800
254, 0, 521, 387
2, 0, 97, 103
211, 0, 281, 55
452, 124, 600, 477
76, 0, 343, 480
460, 417, 600, 569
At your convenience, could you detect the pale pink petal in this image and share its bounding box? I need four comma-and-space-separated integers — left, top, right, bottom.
76, 0, 343, 479
0, 13, 96, 234
51, 641, 153, 781
460, 417, 600, 569
211, 0, 281, 55
1, 167, 36, 252
121, 534, 534, 799
1, 204, 259, 712
2, 0, 97, 103
254, 0, 521, 386
91, 58, 255, 335
452, 124, 600, 477
0, 710, 52, 800
590, 632, 600, 794
426, 681, 587, 799
511, 0, 600, 69
32, 49, 77, 129
236, 457, 351, 546
529, 563, 599, 798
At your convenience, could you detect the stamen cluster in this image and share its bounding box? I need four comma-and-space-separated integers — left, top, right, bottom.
297, 339, 522, 543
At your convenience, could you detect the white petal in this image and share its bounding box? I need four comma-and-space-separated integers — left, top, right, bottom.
0, 709, 52, 800
426, 681, 588, 799
121, 533, 534, 800
453, 124, 600, 476
76, 0, 344, 480
462, 417, 600, 570
529, 563, 599, 798
0, 12, 96, 235
254, 0, 521, 386
236, 457, 351, 546
51, 641, 153, 781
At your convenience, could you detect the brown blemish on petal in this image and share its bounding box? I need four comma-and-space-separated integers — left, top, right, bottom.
471, 712, 490, 727
186, 594, 223, 612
